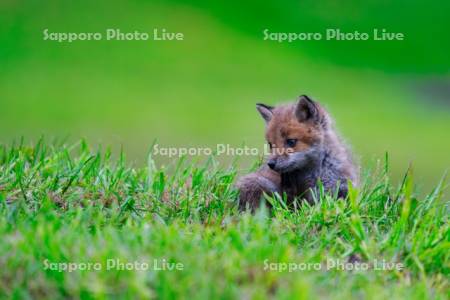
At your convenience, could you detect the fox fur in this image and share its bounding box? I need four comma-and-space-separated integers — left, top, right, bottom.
237, 95, 358, 211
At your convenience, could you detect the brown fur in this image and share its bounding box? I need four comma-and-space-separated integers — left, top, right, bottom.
236, 95, 358, 211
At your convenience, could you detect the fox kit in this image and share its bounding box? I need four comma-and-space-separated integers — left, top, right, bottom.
237, 95, 358, 210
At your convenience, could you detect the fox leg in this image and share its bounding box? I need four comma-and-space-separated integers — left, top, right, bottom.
236, 167, 280, 211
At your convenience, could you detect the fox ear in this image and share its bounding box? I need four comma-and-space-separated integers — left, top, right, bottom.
256, 103, 274, 123
295, 95, 318, 123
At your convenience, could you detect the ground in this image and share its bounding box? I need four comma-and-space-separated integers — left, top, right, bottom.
0, 140, 448, 299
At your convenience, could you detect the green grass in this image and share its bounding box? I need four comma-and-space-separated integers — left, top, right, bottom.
1, 0, 450, 191
0, 139, 448, 299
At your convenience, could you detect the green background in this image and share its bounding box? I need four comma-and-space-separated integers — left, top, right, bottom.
1, 0, 449, 190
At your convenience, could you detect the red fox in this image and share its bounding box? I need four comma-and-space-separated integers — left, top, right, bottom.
237, 95, 358, 210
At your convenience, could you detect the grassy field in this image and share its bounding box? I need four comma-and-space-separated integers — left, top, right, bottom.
0, 140, 448, 299
1, 0, 450, 191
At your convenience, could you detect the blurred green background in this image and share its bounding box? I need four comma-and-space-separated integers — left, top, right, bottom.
1, 0, 449, 191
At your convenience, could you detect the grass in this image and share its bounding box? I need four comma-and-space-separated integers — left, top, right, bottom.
0, 139, 448, 299
2, 0, 450, 190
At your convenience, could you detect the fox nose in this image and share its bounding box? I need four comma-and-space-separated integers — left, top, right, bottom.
267, 159, 276, 170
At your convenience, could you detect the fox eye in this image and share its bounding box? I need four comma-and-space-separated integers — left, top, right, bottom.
285, 139, 297, 148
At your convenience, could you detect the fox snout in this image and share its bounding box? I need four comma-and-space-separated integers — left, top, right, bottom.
267, 149, 293, 171
267, 158, 277, 170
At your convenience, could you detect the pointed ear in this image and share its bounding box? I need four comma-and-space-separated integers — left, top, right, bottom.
256, 103, 274, 123
295, 95, 319, 123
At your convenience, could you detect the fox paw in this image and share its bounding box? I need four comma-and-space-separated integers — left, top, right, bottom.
236, 174, 279, 211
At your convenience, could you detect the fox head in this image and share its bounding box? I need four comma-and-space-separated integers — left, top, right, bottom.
257, 95, 329, 173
